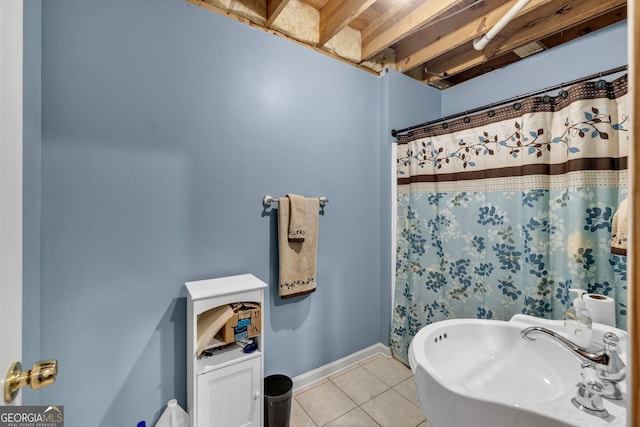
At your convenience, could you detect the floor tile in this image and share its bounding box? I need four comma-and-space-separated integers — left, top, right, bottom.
361, 356, 413, 387
290, 398, 317, 427
361, 389, 425, 427
332, 366, 390, 405
324, 407, 380, 427
295, 380, 357, 426
393, 377, 420, 407
328, 364, 360, 380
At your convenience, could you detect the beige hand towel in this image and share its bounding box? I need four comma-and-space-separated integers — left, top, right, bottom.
286, 193, 307, 242
611, 197, 628, 255
278, 197, 319, 298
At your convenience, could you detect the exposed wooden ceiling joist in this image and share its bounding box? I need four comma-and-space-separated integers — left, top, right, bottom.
432, 5, 627, 85
319, 0, 378, 46
187, 0, 628, 88
349, 0, 396, 31
425, 0, 626, 83
361, 0, 468, 60
395, 0, 556, 73
266, 0, 292, 27
539, 4, 627, 48
360, 0, 419, 49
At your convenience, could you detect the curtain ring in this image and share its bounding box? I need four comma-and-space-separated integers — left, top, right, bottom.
487, 103, 495, 118
595, 75, 607, 89
558, 85, 568, 99
595, 72, 606, 89
542, 90, 551, 104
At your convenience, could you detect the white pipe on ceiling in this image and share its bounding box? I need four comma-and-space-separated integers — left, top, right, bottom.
472, 0, 531, 50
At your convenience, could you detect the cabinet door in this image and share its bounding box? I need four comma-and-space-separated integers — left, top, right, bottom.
197, 356, 262, 427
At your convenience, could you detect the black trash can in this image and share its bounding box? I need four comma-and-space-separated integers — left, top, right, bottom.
264, 374, 293, 427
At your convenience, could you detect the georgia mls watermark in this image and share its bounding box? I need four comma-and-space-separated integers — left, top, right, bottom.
0, 406, 63, 427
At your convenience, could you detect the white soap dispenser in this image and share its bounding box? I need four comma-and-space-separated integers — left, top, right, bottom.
565, 288, 593, 348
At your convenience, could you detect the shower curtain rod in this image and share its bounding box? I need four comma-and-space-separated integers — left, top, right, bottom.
391, 65, 628, 139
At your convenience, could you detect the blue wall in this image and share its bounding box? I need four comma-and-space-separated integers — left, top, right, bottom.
387, 70, 442, 131
36, 1, 430, 425
28, 0, 627, 425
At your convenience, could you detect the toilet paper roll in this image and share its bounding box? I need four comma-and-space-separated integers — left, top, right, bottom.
584, 294, 616, 327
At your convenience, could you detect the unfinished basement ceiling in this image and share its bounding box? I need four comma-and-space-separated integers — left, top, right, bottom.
186, 0, 627, 88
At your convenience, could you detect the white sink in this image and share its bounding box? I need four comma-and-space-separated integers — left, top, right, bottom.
408, 315, 627, 427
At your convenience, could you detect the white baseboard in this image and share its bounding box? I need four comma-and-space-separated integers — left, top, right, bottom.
292, 343, 391, 394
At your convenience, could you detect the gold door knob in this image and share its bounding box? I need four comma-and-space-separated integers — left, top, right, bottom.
4, 359, 58, 403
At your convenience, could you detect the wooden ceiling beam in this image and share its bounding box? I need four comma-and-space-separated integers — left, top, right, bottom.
539, 5, 627, 48
443, 7, 626, 86
395, 0, 555, 73
350, 0, 393, 31
266, 0, 291, 28
443, 52, 523, 85
487, 0, 628, 58
318, 0, 378, 46
361, 0, 467, 61
425, 0, 626, 82
360, 0, 419, 48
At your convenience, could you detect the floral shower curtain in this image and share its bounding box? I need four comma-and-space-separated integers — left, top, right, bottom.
391, 75, 629, 360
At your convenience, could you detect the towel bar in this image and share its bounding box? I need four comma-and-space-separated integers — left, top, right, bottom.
263, 195, 329, 207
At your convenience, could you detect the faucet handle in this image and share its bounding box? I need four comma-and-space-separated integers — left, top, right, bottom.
572, 364, 610, 418
597, 332, 625, 400
603, 332, 619, 347
601, 332, 625, 374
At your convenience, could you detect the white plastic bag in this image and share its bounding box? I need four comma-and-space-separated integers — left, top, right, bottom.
155, 399, 189, 427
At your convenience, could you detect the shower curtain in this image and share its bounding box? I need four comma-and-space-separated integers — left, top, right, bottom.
391, 75, 629, 360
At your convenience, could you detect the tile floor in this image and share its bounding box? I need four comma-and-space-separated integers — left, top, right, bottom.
290, 355, 434, 427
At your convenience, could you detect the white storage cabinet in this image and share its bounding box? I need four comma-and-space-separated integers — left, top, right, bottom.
186, 274, 267, 427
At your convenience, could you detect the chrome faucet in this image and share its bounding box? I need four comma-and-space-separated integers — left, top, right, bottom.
520, 326, 609, 365
521, 326, 626, 417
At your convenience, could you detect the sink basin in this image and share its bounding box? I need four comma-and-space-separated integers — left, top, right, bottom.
408, 315, 627, 427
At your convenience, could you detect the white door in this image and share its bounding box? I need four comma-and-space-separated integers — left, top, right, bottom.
0, 0, 23, 406
197, 357, 262, 427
